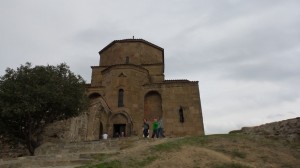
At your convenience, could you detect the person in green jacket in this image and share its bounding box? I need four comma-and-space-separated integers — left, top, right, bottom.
151, 118, 159, 138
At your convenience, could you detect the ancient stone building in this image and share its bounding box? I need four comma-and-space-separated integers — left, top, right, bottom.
44, 39, 204, 141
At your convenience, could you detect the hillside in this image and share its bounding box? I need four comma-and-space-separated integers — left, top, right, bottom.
1, 134, 299, 168
75, 134, 299, 168
1, 118, 299, 168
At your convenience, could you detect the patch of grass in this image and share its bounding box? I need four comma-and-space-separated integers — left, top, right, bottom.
91, 153, 118, 162
223, 149, 246, 159
138, 156, 158, 167
212, 162, 251, 168
180, 136, 208, 146
151, 140, 182, 152
151, 136, 208, 152
213, 145, 227, 153
259, 155, 268, 162
280, 163, 299, 168
231, 149, 247, 159
81, 154, 158, 168
152, 134, 251, 154
213, 147, 246, 159
127, 156, 158, 167
79, 160, 122, 168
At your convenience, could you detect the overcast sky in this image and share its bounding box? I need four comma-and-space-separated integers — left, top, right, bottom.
1, 0, 299, 134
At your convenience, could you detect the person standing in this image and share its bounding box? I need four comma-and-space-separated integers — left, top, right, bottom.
143, 119, 149, 138
158, 117, 165, 138
151, 118, 159, 138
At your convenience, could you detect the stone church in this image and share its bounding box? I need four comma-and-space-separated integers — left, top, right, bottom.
45, 39, 204, 141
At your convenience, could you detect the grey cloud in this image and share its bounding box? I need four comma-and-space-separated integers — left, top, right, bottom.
267, 113, 285, 120
1, 0, 300, 134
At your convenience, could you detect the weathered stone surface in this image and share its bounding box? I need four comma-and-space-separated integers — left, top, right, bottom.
230, 117, 300, 142
35, 140, 119, 155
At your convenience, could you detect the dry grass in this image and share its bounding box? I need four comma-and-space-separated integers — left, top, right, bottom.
78, 134, 300, 168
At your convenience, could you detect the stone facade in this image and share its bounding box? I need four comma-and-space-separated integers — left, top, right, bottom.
45, 39, 204, 141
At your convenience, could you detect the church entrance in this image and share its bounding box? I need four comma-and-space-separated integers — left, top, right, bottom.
110, 112, 132, 138
113, 124, 126, 138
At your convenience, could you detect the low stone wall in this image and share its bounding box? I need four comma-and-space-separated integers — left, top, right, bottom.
35, 139, 119, 155
230, 117, 299, 142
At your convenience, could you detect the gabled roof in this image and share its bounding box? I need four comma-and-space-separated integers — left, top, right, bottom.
99, 39, 164, 54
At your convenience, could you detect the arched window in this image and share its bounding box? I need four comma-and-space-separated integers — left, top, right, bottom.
179, 106, 184, 123
118, 89, 124, 107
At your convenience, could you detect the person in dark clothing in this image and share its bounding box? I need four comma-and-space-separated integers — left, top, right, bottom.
158, 117, 165, 138
143, 119, 149, 138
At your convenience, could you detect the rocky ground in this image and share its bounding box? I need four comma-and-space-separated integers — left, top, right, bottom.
230, 117, 299, 142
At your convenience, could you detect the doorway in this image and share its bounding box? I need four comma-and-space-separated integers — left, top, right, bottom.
113, 124, 126, 138
99, 122, 104, 139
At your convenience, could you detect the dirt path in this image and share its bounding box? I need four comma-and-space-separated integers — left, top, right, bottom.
111, 138, 172, 160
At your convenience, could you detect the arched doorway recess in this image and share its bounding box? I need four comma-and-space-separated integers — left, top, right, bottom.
144, 91, 162, 121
